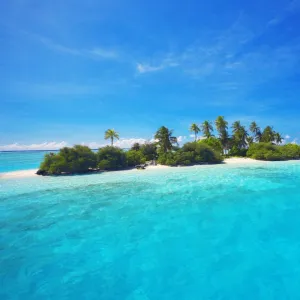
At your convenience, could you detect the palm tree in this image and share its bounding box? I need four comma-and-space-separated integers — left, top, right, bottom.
189, 123, 200, 141
232, 121, 248, 149
201, 121, 213, 138
232, 121, 242, 134
154, 126, 178, 153
274, 132, 283, 145
215, 116, 228, 153
246, 136, 254, 146
105, 129, 119, 146
260, 126, 275, 143
249, 121, 261, 142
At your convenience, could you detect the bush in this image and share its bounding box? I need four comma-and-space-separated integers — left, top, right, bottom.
140, 143, 157, 161
39, 145, 97, 175
229, 145, 247, 157
198, 137, 223, 154
96, 146, 127, 170
126, 150, 146, 166
247, 143, 283, 161
280, 144, 300, 159
157, 142, 223, 166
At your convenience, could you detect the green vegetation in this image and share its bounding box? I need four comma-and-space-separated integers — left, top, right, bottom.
157, 142, 223, 166
247, 143, 300, 161
97, 146, 127, 170
104, 129, 119, 146
154, 126, 177, 153
198, 137, 223, 154
37, 119, 299, 175
189, 123, 200, 141
201, 120, 214, 138
38, 145, 97, 175
215, 116, 229, 154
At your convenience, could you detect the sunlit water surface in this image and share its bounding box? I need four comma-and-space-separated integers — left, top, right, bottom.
1, 161, 300, 299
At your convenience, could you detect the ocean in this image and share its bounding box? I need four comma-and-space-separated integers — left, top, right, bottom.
0, 151, 54, 173
1, 152, 300, 299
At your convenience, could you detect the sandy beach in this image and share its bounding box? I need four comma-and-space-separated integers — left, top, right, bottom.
0, 169, 38, 179
0, 158, 265, 179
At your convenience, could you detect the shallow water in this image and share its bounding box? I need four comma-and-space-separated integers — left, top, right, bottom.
1, 161, 300, 299
0, 151, 54, 172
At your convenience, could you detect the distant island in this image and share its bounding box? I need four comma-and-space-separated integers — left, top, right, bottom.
37, 117, 300, 176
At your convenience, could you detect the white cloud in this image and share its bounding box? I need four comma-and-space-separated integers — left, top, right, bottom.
137, 55, 180, 74
285, 135, 291, 139
115, 138, 147, 148
0, 142, 68, 151
82, 138, 149, 149
137, 63, 163, 73
291, 138, 298, 144
30, 33, 119, 61
177, 136, 186, 143
88, 48, 118, 59
189, 134, 206, 141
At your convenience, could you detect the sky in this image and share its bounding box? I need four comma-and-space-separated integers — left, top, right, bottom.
1, 0, 300, 150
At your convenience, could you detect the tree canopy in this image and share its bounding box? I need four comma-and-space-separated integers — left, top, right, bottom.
37, 119, 299, 175
154, 126, 178, 153
104, 129, 119, 146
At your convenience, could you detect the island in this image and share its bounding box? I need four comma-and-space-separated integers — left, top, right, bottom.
37, 118, 300, 176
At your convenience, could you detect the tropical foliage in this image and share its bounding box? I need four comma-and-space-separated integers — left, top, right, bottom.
198, 137, 223, 154
97, 146, 127, 170
157, 142, 223, 166
215, 116, 229, 153
190, 123, 200, 141
154, 126, 178, 153
38, 145, 97, 175
247, 143, 300, 161
201, 121, 213, 138
38, 119, 299, 175
104, 129, 119, 146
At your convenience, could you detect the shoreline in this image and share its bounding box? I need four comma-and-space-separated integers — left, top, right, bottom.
0, 158, 272, 179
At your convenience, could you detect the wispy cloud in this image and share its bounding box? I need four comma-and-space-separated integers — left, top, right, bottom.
291, 138, 298, 144
136, 11, 300, 93
136, 55, 179, 74
137, 64, 163, 73
29, 33, 119, 60
0, 138, 153, 151
83, 138, 148, 149
0, 142, 68, 151
10, 79, 129, 98
177, 136, 186, 143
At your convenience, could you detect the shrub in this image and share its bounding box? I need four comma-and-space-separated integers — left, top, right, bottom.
126, 150, 146, 166
39, 145, 97, 175
229, 145, 247, 157
140, 143, 157, 161
198, 137, 223, 154
157, 142, 223, 166
280, 144, 300, 159
96, 146, 127, 170
247, 143, 283, 161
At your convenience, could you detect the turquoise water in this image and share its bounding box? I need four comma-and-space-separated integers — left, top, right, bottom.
0, 151, 54, 172
1, 161, 300, 299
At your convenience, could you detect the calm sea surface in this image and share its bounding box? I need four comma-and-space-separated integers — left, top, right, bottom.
1, 153, 300, 299
0, 151, 54, 172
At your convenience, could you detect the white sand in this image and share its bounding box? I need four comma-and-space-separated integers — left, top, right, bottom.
224, 157, 264, 164
0, 159, 264, 179
0, 169, 38, 179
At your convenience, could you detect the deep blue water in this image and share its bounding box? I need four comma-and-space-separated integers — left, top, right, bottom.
1, 160, 300, 299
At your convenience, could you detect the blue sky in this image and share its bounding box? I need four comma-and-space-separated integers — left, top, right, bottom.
1, 0, 300, 149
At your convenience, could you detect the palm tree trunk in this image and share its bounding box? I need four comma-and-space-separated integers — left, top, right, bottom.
111, 137, 113, 146
195, 132, 197, 142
